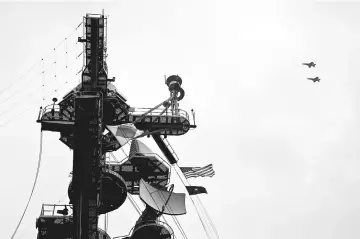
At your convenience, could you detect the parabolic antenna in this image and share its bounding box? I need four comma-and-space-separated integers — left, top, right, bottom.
139, 179, 186, 215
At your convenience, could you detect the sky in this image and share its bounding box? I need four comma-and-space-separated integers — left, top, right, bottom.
0, 0, 359, 239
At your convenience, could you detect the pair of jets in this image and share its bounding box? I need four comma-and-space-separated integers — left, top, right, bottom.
302, 62, 320, 83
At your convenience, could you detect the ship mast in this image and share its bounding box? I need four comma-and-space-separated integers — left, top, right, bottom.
73, 13, 108, 239
35, 11, 198, 239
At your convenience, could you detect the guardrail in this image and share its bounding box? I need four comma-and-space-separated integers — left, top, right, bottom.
129, 107, 189, 120
37, 104, 61, 121
39, 204, 72, 217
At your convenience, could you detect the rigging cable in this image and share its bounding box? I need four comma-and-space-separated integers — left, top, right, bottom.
163, 139, 219, 239
142, 179, 187, 239
15, 192, 68, 239
127, 193, 142, 215
196, 195, 220, 239
164, 137, 214, 239
53, 48, 57, 93
0, 61, 39, 98
111, 147, 183, 239
10, 130, 44, 239
0, 84, 57, 127
172, 165, 212, 239
0, 36, 78, 125
119, 133, 187, 239
0, 77, 72, 127
0, 69, 42, 107
109, 135, 188, 239
157, 189, 187, 239
0, 21, 82, 109
42, 59, 45, 102
65, 37, 68, 83
162, 139, 216, 238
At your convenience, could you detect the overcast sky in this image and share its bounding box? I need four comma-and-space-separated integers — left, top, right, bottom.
0, 0, 359, 239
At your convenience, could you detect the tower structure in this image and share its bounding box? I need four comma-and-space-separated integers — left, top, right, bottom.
37, 13, 122, 239
36, 11, 196, 239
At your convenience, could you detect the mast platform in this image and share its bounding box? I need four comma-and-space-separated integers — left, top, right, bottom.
37, 105, 192, 135
35, 204, 111, 239
36, 104, 74, 133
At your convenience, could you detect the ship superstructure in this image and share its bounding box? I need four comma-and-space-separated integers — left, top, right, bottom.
34, 12, 206, 239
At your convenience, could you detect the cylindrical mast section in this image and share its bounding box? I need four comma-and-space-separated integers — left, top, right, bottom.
90, 18, 99, 89
72, 93, 103, 239
73, 12, 107, 239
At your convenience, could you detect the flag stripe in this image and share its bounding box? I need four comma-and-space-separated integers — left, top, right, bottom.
185, 172, 215, 177
183, 167, 214, 177
180, 164, 215, 179
184, 165, 213, 176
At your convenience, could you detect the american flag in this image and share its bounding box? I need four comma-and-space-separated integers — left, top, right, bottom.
180, 164, 215, 179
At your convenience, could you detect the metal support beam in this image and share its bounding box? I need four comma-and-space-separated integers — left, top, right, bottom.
152, 134, 177, 164
90, 18, 99, 89
72, 94, 103, 239
73, 15, 105, 239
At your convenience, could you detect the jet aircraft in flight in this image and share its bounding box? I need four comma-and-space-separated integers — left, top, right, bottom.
307, 77, 320, 83
302, 62, 316, 68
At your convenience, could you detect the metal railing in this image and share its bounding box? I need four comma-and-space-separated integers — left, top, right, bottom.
37, 104, 62, 121
39, 204, 72, 217
37, 91, 104, 121
129, 107, 190, 120
106, 85, 127, 102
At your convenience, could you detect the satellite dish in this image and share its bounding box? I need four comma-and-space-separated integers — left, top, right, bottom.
139, 179, 186, 215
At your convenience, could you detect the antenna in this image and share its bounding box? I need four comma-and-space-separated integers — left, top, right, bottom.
51, 98, 57, 116
191, 109, 196, 125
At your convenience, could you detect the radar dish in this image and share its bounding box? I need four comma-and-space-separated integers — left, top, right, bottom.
139, 179, 186, 215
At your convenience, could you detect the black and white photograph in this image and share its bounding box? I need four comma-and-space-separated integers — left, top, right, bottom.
1, 0, 359, 239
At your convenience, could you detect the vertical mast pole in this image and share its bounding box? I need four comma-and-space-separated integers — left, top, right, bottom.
73, 14, 103, 239
90, 18, 99, 89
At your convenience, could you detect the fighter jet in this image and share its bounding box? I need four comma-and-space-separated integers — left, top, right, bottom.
307, 77, 320, 83
302, 62, 316, 68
